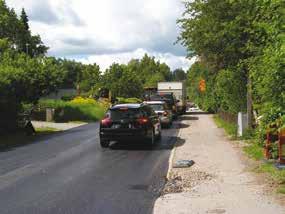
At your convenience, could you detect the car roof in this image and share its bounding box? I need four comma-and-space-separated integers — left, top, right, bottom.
144, 101, 166, 105
110, 103, 142, 110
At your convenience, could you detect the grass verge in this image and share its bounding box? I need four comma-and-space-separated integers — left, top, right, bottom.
213, 115, 237, 139
243, 141, 264, 160
213, 114, 285, 195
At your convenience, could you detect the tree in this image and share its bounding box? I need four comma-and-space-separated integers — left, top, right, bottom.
79, 63, 101, 93
20, 8, 29, 31
173, 68, 187, 81
178, 0, 284, 120
0, 1, 48, 56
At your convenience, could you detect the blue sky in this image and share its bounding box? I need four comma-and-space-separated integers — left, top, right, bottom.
7, 0, 195, 71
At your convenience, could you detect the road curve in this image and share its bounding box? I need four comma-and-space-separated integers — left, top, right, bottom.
0, 122, 181, 214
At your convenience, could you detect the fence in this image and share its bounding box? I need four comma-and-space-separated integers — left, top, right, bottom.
218, 110, 237, 124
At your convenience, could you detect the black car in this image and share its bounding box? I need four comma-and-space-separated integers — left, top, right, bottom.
149, 93, 178, 118
99, 103, 161, 148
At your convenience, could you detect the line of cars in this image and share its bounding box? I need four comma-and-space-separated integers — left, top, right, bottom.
99, 92, 181, 148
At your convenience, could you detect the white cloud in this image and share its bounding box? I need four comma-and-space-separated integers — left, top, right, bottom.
6, 0, 192, 70
78, 48, 196, 71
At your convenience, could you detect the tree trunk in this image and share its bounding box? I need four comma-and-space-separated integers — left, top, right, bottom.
247, 77, 253, 128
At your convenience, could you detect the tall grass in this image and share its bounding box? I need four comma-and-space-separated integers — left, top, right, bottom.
38, 99, 106, 122
213, 115, 237, 138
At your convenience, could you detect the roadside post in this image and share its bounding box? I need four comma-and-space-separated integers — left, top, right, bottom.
46, 108, 55, 122
264, 130, 272, 160
237, 112, 248, 137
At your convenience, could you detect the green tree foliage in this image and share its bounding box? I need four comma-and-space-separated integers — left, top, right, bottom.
187, 62, 219, 113
180, 0, 284, 129
0, 0, 48, 56
0, 42, 64, 131
79, 64, 101, 93
173, 68, 187, 81
101, 63, 143, 98
100, 54, 173, 98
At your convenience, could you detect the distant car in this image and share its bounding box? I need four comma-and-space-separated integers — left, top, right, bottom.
99, 103, 161, 148
149, 93, 178, 119
144, 101, 173, 128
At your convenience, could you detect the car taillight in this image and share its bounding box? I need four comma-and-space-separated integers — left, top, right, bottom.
163, 111, 168, 116
137, 117, 149, 125
101, 117, 112, 127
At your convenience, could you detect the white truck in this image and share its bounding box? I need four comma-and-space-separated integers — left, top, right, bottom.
157, 81, 187, 114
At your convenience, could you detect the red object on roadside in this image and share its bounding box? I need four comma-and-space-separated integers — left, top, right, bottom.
264, 131, 272, 160
278, 129, 285, 164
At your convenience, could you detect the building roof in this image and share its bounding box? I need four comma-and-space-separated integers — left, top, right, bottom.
110, 103, 142, 110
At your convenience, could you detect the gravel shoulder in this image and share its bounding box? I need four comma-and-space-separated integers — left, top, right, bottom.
154, 113, 285, 214
32, 121, 87, 131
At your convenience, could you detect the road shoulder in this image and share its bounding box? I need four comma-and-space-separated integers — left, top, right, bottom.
154, 113, 285, 214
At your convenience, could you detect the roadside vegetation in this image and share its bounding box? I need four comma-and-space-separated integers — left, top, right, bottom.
213, 114, 285, 194
213, 115, 238, 139
36, 98, 108, 122
179, 0, 284, 194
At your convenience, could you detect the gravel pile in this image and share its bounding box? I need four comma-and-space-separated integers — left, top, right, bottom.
163, 169, 213, 194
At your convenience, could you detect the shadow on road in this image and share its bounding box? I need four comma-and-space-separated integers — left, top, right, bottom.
0, 124, 93, 153
109, 136, 185, 151
0, 130, 63, 153
170, 123, 190, 129
179, 115, 199, 121
185, 111, 211, 115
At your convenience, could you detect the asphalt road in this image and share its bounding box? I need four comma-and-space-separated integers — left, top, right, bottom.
0, 121, 182, 214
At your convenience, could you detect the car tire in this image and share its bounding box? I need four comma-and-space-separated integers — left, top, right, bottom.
100, 140, 110, 148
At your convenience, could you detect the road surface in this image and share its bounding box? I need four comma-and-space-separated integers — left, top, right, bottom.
0, 122, 180, 214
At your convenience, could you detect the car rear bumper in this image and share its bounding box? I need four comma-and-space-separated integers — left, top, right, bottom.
100, 128, 148, 141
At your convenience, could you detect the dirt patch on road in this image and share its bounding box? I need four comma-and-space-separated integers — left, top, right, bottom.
163, 169, 213, 194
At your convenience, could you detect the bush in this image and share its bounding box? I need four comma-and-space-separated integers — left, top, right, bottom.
117, 97, 142, 104
37, 98, 107, 122
61, 95, 76, 101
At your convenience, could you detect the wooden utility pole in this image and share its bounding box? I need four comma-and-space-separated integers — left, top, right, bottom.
247, 77, 253, 128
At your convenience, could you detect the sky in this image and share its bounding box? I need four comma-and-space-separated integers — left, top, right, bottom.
6, 0, 195, 71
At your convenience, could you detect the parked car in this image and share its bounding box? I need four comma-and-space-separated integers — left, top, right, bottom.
99, 103, 161, 148
144, 101, 173, 128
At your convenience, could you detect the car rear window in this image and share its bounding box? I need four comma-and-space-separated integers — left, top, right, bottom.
148, 104, 164, 111
108, 108, 142, 120
160, 94, 174, 101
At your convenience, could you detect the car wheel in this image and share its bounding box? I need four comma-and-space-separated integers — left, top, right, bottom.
100, 140, 110, 148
